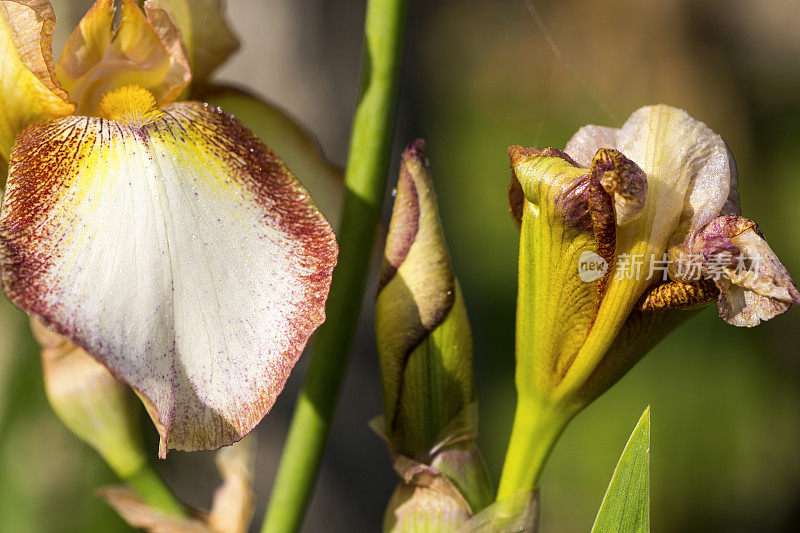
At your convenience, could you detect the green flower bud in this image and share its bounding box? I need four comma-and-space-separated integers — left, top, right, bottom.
376, 139, 475, 458
376, 140, 493, 522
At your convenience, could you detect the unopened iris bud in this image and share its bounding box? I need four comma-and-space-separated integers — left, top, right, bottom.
376, 140, 492, 526
498, 104, 799, 499
376, 139, 473, 457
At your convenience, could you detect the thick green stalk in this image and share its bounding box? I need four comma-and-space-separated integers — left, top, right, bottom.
496, 399, 571, 501
261, 1, 407, 531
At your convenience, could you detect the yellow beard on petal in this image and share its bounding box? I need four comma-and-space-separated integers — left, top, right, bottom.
98, 85, 162, 127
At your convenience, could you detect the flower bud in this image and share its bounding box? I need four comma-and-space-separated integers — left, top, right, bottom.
376, 140, 493, 523
376, 139, 475, 458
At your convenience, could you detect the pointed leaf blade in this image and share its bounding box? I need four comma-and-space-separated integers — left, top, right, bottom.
591, 406, 650, 533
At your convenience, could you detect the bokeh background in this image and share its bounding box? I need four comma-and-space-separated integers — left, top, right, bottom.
1, 0, 800, 531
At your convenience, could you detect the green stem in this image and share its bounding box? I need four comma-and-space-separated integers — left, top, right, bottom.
260, 1, 407, 531
121, 462, 185, 516
495, 399, 572, 501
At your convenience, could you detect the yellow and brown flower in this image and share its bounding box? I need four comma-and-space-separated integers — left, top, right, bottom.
508, 105, 798, 410
497, 105, 798, 498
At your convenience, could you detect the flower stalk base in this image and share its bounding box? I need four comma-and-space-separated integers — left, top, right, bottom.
496, 399, 573, 501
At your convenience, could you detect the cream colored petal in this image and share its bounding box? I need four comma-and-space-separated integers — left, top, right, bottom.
560, 105, 736, 396
0, 102, 337, 455
567, 105, 737, 266
146, 0, 239, 84
198, 85, 343, 225
616, 105, 735, 255
0, 0, 74, 159
564, 124, 620, 167
56, 0, 190, 115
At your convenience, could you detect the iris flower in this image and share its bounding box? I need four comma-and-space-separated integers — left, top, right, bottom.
0, 0, 338, 457
498, 105, 798, 495
509, 105, 799, 407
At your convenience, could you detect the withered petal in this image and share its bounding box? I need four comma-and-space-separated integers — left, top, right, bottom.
697, 216, 800, 326
207, 437, 256, 533
146, 0, 239, 85
97, 486, 210, 533
590, 148, 648, 227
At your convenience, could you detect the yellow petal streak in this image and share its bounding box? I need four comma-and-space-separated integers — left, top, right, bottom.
98, 85, 161, 127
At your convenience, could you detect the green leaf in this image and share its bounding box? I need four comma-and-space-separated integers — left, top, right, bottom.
591, 406, 650, 533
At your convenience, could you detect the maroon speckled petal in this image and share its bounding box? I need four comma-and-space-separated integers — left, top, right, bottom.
0, 101, 338, 455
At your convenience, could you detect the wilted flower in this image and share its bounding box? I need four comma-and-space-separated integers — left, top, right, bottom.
376, 140, 492, 529
0, 0, 337, 457
498, 104, 798, 498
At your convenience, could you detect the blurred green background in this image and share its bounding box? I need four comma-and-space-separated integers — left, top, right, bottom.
1, 0, 799, 531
